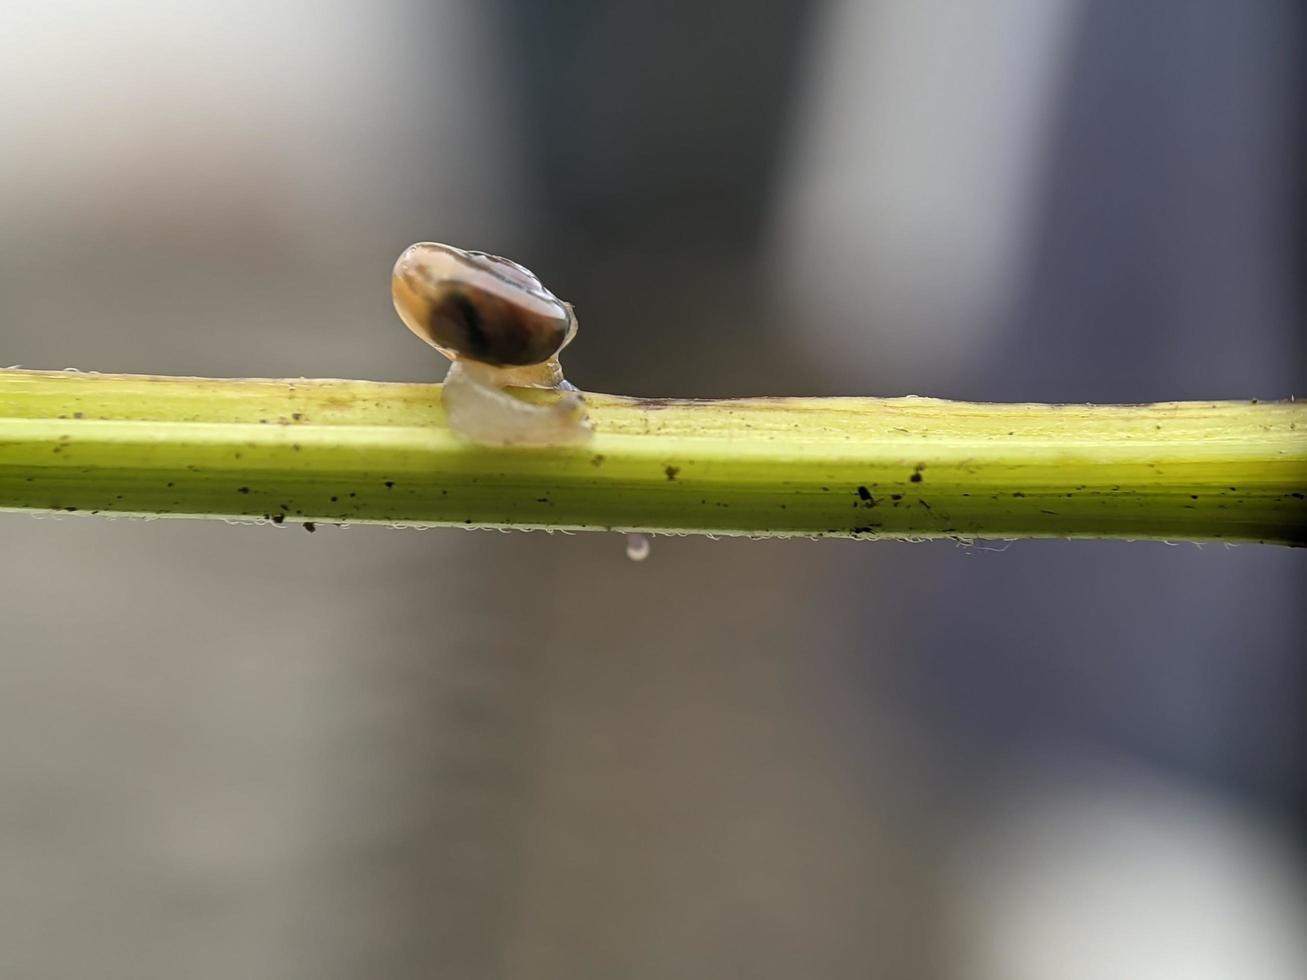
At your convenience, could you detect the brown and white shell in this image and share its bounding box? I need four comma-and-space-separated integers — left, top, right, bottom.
391, 243, 577, 368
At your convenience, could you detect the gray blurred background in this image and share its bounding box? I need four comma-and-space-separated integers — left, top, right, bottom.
2, 2, 1305, 978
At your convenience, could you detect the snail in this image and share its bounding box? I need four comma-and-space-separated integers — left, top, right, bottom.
391, 242, 591, 445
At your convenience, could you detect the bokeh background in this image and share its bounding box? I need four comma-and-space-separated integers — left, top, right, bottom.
2, 2, 1305, 977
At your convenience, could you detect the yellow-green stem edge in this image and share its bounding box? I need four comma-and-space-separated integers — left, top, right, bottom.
2, 369, 1304, 545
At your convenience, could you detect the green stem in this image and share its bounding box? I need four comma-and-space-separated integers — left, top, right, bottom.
1, 369, 1304, 544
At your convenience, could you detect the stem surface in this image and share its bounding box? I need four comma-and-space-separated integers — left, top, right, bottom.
2, 369, 1304, 544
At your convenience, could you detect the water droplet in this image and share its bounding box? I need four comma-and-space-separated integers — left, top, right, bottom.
625, 533, 650, 562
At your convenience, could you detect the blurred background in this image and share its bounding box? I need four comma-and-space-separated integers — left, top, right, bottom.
2, 1, 1305, 977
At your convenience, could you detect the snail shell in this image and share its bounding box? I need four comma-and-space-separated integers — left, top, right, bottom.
391, 242, 577, 368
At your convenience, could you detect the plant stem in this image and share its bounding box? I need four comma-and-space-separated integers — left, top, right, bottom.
1, 369, 1304, 544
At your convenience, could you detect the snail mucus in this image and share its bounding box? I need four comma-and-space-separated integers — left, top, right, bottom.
391, 242, 591, 445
